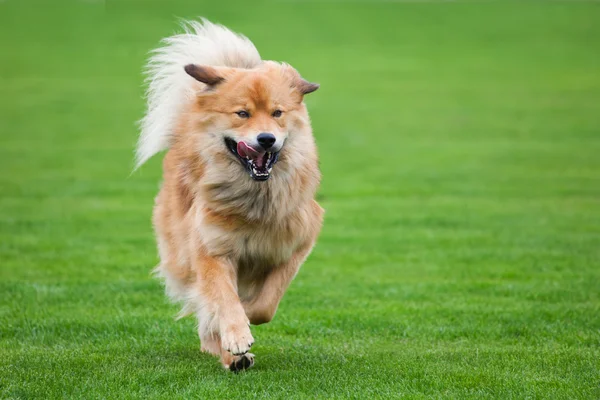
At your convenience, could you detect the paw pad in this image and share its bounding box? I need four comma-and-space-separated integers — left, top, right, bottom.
229, 353, 254, 372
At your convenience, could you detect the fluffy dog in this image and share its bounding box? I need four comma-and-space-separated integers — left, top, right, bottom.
135, 19, 323, 371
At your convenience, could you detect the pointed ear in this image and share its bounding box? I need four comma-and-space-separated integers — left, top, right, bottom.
184, 64, 225, 86
297, 79, 320, 95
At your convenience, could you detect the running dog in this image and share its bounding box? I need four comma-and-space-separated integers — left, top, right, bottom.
135, 19, 323, 371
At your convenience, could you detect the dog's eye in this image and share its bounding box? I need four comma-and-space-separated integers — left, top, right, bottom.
272, 110, 283, 118
236, 110, 250, 119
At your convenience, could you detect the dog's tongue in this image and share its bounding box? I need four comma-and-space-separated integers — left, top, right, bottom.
237, 141, 267, 168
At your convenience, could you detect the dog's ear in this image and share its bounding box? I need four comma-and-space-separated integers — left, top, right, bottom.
296, 79, 320, 95
279, 63, 319, 96
184, 64, 225, 86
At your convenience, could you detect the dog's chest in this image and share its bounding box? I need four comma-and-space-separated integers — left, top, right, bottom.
236, 225, 297, 271
199, 211, 302, 269
198, 180, 314, 270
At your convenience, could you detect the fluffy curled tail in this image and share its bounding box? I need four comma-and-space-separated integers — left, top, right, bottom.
135, 19, 262, 169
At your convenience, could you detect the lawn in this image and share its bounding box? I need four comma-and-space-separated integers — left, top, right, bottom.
1, 0, 599, 398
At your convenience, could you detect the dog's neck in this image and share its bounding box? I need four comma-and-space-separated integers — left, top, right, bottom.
200, 157, 319, 224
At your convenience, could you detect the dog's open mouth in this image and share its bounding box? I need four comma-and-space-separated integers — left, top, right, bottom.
225, 138, 280, 181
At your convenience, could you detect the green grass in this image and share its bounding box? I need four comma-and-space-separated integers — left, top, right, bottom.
1, 0, 599, 398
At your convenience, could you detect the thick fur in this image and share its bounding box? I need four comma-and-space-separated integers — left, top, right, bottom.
137, 19, 323, 370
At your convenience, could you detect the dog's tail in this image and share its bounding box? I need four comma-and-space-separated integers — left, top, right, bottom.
135, 19, 262, 169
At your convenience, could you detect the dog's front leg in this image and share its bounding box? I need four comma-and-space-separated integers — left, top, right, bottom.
192, 249, 254, 367
243, 242, 315, 325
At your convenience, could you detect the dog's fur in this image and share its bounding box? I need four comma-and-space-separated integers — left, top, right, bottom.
136, 19, 323, 371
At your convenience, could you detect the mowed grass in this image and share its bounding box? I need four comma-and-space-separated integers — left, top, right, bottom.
1, 0, 599, 398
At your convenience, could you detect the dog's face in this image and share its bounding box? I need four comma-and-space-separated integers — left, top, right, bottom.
185, 62, 318, 181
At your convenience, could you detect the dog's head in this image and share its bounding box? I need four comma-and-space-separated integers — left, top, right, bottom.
183, 61, 319, 182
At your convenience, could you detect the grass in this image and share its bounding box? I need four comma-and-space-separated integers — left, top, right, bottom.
1, 0, 599, 398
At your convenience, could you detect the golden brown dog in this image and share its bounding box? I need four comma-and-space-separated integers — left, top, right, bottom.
135, 19, 323, 371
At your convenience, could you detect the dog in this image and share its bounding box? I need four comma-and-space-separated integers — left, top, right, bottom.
135, 19, 323, 372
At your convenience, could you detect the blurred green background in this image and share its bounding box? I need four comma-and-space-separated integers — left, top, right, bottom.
1, 0, 599, 398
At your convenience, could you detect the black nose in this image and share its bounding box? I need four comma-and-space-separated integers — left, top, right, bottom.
257, 133, 276, 150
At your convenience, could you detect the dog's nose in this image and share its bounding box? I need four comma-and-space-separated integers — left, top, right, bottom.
257, 133, 276, 150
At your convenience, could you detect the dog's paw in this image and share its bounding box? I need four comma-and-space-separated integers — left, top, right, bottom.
229, 353, 255, 372
221, 323, 254, 356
